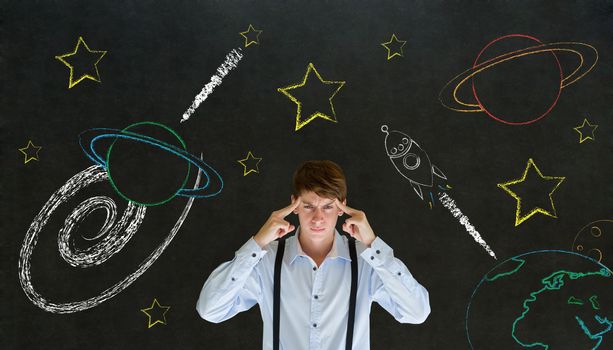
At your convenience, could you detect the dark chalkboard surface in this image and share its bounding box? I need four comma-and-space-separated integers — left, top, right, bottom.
2, 1, 613, 349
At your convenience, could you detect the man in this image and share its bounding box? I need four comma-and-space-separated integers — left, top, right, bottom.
197, 160, 430, 349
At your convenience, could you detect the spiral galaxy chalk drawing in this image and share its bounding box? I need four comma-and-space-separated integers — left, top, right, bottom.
18, 122, 223, 313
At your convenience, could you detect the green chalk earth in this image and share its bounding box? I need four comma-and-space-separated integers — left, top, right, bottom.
467, 251, 613, 350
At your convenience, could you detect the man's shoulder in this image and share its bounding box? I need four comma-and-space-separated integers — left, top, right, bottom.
261, 235, 295, 256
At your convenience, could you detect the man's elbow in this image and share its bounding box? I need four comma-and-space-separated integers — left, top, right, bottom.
398, 302, 430, 324
411, 302, 431, 324
399, 290, 431, 324
196, 298, 224, 323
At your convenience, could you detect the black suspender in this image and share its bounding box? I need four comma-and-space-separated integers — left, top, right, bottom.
346, 237, 358, 350
273, 235, 358, 350
272, 236, 286, 350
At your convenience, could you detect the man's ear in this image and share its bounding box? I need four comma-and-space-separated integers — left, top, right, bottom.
291, 195, 298, 214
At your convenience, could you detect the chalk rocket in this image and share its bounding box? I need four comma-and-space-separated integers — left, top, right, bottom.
380, 124, 497, 259
381, 125, 448, 200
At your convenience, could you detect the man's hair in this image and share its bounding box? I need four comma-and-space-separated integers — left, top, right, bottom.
292, 160, 347, 201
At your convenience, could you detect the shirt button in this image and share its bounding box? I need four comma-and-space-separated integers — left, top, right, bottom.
313, 267, 317, 271
376, 250, 381, 254
370, 256, 374, 260
397, 272, 402, 276
314, 295, 318, 299
231, 277, 236, 281
252, 253, 257, 257
312, 323, 317, 328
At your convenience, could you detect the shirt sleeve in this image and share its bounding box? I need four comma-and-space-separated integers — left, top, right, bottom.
196, 237, 268, 323
361, 236, 431, 324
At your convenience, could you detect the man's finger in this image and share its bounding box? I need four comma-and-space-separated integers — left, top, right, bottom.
342, 222, 355, 236
334, 199, 356, 215
278, 197, 302, 217
345, 217, 359, 227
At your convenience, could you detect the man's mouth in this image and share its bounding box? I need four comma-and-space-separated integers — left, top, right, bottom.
310, 227, 326, 232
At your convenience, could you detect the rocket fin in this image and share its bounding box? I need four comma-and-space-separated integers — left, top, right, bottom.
411, 182, 424, 200
432, 165, 447, 180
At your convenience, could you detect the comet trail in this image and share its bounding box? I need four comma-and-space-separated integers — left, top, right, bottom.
180, 47, 244, 123
438, 192, 497, 259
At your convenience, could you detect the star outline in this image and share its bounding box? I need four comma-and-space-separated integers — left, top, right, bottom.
239, 24, 263, 47
140, 298, 171, 329
55, 36, 107, 89
573, 117, 598, 143
277, 63, 345, 131
237, 151, 263, 176
497, 158, 565, 226
381, 33, 407, 60
18, 140, 42, 164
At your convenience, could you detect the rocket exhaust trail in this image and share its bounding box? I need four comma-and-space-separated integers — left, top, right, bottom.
438, 192, 497, 260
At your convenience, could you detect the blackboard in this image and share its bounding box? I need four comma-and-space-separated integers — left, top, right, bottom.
2, 0, 613, 349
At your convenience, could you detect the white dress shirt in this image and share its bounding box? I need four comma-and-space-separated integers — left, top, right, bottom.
196, 228, 430, 350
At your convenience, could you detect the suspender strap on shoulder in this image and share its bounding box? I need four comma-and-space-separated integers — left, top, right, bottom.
346, 237, 358, 350
273, 238, 285, 350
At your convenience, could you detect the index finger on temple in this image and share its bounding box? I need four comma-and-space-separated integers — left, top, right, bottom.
280, 197, 301, 216
334, 199, 354, 214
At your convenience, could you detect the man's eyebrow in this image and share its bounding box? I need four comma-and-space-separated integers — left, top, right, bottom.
302, 201, 335, 206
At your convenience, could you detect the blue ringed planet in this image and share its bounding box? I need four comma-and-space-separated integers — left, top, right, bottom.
78, 122, 223, 201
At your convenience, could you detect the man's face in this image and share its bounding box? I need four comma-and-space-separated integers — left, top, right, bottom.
292, 191, 344, 240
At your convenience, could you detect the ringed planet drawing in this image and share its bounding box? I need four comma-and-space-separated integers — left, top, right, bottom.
79, 121, 224, 205
439, 34, 598, 125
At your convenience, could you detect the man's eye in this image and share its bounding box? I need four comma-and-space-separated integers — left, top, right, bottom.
304, 206, 313, 209
324, 206, 333, 210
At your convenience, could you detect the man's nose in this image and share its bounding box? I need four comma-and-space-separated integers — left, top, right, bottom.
311, 209, 325, 222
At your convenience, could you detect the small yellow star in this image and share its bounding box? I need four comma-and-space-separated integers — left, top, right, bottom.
381, 34, 407, 60
19, 140, 42, 164
278, 63, 345, 131
239, 24, 263, 47
55, 36, 107, 89
498, 158, 565, 226
140, 298, 171, 329
238, 151, 262, 176
573, 118, 598, 143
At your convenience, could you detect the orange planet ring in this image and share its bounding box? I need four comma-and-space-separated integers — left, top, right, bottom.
439, 41, 598, 112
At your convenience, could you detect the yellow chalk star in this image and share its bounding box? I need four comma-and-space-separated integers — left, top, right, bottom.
498, 158, 565, 226
140, 298, 170, 328
55, 36, 107, 89
18, 140, 42, 164
239, 24, 263, 47
573, 118, 598, 143
238, 151, 262, 176
381, 34, 407, 60
278, 63, 345, 131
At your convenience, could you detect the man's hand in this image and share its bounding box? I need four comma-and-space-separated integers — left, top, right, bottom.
335, 199, 376, 246
253, 198, 302, 248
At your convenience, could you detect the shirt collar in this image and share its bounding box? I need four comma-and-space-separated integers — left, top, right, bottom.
285, 227, 352, 265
